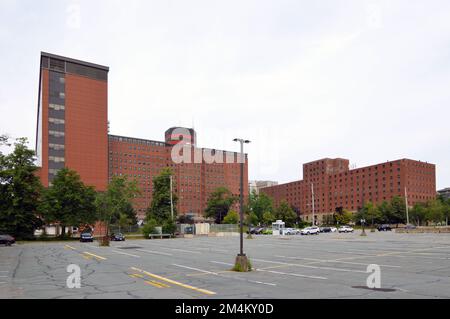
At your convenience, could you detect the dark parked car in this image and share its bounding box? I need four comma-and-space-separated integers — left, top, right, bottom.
320, 227, 332, 233
80, 232, 94, 242
248, 227, 264, 235
0, 234, 15, 246
377, 224, 392, 231
110, 233, 125, 241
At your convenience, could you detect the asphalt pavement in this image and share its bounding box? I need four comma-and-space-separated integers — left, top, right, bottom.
1, 231, 449, 299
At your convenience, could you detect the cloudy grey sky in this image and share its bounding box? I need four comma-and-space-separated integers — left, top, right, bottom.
0, 0, 449, 189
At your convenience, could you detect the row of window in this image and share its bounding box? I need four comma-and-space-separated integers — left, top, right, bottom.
49, 156, 65, 163
49, 117, 65, 125
49, 103, 65, 111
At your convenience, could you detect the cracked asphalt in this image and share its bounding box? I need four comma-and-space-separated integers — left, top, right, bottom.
1, 231, 449, 299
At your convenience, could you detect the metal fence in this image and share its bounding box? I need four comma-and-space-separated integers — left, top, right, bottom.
109, 224, 141, 234
210, 224, 239, 233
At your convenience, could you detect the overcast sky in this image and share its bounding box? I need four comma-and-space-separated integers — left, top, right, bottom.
0, 0, 449, 189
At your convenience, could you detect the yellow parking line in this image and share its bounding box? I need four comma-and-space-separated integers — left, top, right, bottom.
65, 245, 77, 250
83, 252, 107, 261
145, 281, 164, 288
131, 267, 216, 295
129, 274, 144, 279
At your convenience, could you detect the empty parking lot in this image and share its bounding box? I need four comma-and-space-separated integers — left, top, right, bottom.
1, 231, 449, 299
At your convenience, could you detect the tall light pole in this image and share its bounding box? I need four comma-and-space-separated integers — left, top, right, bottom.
233, 138, 250, 271
170, 175, 174, 221
405, 187, 410, 226
311, 183, 315, 226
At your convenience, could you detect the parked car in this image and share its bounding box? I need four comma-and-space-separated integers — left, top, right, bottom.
80, 232, 94, 242
377, 224, 392, 232
110, 233, 125, 241
283, 228, 300, 235
301, 226, 320, 235
320, 227, 332, 233
248, 227, 264, 235
338, 226, 354, 233
330, 227, 338, 232
0, 234, 15, 246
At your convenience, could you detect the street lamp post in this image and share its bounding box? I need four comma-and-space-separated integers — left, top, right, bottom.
233, 138, 250, 271
361, 218, 367, 236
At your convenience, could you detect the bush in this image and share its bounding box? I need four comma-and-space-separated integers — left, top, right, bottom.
141, 219, 158, 237
162, 221, 177, 234
223, 210, 239, 224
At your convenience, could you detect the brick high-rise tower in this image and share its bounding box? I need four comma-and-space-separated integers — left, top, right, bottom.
36, 52, 109, 190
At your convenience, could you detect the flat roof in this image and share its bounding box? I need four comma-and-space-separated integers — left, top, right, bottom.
41, 51, 109, 72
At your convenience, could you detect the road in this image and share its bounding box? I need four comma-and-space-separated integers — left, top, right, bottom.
1, 231, 450, 299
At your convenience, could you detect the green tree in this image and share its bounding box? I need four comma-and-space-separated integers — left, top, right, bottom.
274, 200, 298, 227
262, 211, 275, 226
223, 210, 239, 224
96, 175, 140, 243
389, 196, 407, 226
204, 187, 236, 224
334, 209, 353, 225
40, 168, 97, 237
425, 200, 444, 225
410, 203, 427, 226
0, 138, 43, 239
248, 191, 274, 224
245, 212, 259, 227
377, 201, 391, 224
355, 201, 381, 227
146, 168, 177, 233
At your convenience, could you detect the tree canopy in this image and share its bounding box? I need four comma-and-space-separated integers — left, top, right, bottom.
274, 200, 298, 227
204, 187, 236, 224
0, 137, 43, 239
40, 168, 97, 237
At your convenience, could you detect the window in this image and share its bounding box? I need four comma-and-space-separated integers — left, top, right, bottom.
49, 104, 65, 111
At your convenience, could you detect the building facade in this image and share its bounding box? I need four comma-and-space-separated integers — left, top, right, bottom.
36, 53, 248, 222
109, 131, 248, 221
249, 180, 279, 195
36, 52, 109, 191
261, 158, 436, 224
438, 188, 450, 200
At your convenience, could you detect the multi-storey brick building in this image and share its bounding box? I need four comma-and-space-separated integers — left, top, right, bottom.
36, 53, 248, 222
108, 130, 248, 221
261, 158, 436, 225
36, 52, 109, 191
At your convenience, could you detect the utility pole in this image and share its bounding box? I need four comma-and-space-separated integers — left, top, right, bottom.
233, 138, 251, 272
311, 183, 315, 226
170, 175, 174, 221
405, 187, 409, 225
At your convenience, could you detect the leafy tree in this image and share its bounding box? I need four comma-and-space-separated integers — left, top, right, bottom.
248, 191, 274, 224
245, 212, 259, 227
355, 201, 381, 227
444, 200, 450, 226
377, 201, 391, 224
425, 200, 444, 225
262, 211, 275, 226
334, 209, 353, 225
145, 168, 177, 234
274, 200, 297, 227
0, 138, 43, 239
40, 168, 97, 237
96, 175, 140, 243
223, 210, 239, 224
410, 203, 427, 226
389, 196, 407, 226
204, 187, 236, 224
